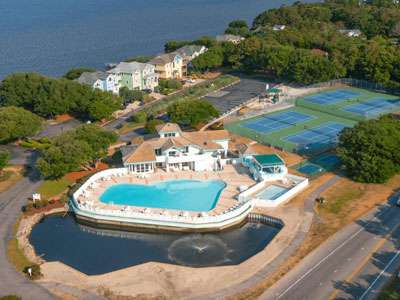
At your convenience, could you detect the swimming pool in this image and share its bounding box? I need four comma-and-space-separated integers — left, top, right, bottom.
99, 180, 226, 212
256, 185, 289, 201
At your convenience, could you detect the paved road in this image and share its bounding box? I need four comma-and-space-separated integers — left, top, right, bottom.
333, 224, 400, 300
36, 119, 82, 138
203, 77, 268, 114
0, 144, 37, 165
260, 196, 400, 300
0, 169, 56, 299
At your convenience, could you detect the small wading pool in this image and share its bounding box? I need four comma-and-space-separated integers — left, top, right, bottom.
256, 184, 289, 200
100, 180, 226, 212
29, 215, 281, 275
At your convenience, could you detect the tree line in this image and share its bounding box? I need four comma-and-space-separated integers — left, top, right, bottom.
167, 0, 400, 87
0, 73, 122, 121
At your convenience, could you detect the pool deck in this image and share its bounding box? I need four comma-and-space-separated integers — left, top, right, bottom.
75, 164, 256, 221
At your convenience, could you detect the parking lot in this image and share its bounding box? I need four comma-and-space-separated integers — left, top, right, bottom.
203, 77, 269, 114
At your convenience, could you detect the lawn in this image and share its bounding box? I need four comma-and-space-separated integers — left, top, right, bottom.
37, 177, 73, 200
116, 121, 144, 135
7, 218, 32, 273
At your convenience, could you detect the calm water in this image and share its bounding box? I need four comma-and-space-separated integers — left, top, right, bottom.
100, 180, 226, 211
0, 0, 318, 79
29, 214, 281, 275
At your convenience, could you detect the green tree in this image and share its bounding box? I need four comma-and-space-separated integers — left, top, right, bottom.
132, 111, 147, 123
191, 47, 224, 72
119, 87, 144, 104
63, 67, 96, 80
164, 40, 192, 53
145, 119, 165, 134
167, 99, 219, 128
337, 116, 400, 183
0, 107, 42, 143
0, 73, 122, 121
36, 124, 117, 179
225, 19, 249, 37
0, 150, 10, 172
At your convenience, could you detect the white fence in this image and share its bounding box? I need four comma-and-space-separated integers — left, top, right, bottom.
238, 174, 309, 208
71, 168, 254, 230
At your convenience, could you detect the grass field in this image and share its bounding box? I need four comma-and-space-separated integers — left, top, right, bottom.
225, 87, 399, 154
37, 177, 73, 200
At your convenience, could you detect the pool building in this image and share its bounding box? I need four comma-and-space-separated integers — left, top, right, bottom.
121, 123, 229, 174
238, 144, 287, 182
70, 127, 308, 231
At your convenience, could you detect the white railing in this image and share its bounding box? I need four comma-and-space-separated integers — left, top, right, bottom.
71, 168, 254, 229
238, 174, 309, 207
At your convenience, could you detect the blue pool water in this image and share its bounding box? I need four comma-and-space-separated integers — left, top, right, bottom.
100, 180, 226, 212
257, 185, 289, 200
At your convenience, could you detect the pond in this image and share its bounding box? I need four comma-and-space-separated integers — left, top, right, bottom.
30, 214, 281, 275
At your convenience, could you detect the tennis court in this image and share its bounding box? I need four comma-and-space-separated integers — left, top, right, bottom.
343, 98, 400, 117
226, 87, 399, 155
241, 111, 313, 133
304, 89, 360, 105
284, 122, 348, 149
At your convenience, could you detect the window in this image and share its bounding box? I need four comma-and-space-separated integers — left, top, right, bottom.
135, 163, 151, 173
169, 151, 177, 157
164, 132, 175, 137
155, 148, 162, 156
183, 146, 189, 153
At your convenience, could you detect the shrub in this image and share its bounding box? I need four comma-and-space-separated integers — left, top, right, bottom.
33, 199, 49, 209
0, 296, 22, 300
0, 150, 10, 171
132, 111, 147, 123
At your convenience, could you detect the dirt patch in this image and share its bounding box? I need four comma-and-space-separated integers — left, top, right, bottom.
65, 162, 108, 182
54, 114, 73, 123
0, 165, 23, 194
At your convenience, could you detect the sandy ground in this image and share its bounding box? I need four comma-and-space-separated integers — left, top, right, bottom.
0, 165, 23, 194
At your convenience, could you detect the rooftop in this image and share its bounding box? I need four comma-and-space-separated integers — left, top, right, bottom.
149, 53, 181, 65
124, 127, 230, 164
174, 45, 206, 57
156, 122, 182, 133
253, 154, 285, 166
77, 71, 108, 86
108, 61, 152, 74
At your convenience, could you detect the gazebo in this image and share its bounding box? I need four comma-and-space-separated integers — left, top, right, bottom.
248, 154, 288, 181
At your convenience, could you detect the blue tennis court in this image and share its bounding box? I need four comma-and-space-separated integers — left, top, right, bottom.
284, 122, 347, 148
343, 98, 400, 117
304, 89, 360, 105
241, 111, 313, 133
